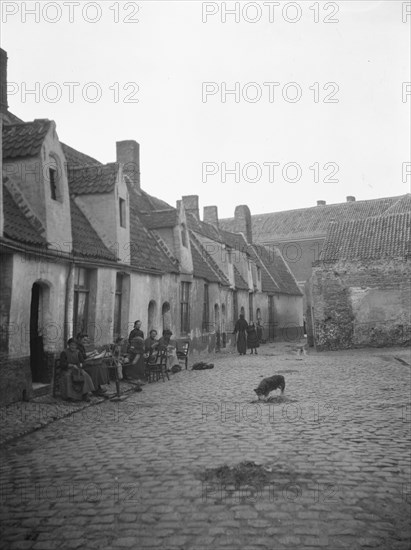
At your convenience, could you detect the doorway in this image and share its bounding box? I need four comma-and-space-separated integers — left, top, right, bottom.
30, 282, 48, 383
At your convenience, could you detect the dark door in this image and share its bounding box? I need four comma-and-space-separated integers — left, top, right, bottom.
30, 283, 47, 383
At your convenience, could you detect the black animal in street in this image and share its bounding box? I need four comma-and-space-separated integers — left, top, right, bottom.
254, 375, 285, 399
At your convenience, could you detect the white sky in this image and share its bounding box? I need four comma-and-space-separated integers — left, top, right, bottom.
2, 0, 410, 218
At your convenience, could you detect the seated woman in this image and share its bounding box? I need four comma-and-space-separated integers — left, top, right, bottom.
124, 335, 146, 382
59, 338, 95, 401
76, 333, 109, 394
157, 329, 180, 371
144, 330, 159, 356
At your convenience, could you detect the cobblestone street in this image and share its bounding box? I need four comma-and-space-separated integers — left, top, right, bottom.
1, 342, 410, 550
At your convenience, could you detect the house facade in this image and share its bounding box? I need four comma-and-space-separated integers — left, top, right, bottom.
0, 48, 303, 405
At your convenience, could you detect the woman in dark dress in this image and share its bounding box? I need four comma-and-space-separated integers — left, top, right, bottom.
247, 322, 259, 354
124, 336, 146, 382
233, 314, 248, 355
59, 338, 95, 401
128, 320, 144, 342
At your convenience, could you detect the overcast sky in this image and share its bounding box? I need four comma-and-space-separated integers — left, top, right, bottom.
2, 0, 410, 218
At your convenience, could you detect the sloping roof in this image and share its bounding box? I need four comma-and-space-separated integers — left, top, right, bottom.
127, 183, 179, 273
139, 209, 179, 229
189, 232, 230, 285
68, 163, 118, 195
220, 229, 249, 254
2, 120, 51, 160
134, 189, 173, 212
61, 143, 102, 166
233, 266, 249, 290
321, 212, 411, 261
220, 196, 406, 242
381, 194, 411, 216
2, 185, 47, 246
247, 244, 280, 294
186, 212, 224, 243
70, 200, 116, 261
254, 245, 302, 295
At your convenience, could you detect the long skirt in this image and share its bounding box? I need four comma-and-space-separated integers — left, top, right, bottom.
123, 354, 146, 380
60, 368, 95, 400
236, 331, 247, 354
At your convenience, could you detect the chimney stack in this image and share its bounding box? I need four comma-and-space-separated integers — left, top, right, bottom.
346, 196, 356, 202
317, 200, 326, 206
203, 205, 219, 227
233, 205, 253, 244
0, 49, 8, 114
182, 195, 199, 220
116, 140, 140, 189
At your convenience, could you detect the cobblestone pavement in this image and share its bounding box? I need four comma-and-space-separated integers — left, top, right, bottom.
1, 342, 410, 550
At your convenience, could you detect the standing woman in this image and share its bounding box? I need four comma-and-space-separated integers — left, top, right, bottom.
233, 314, 248, 356
59, 338, 95, 401
128, 320, 144, 342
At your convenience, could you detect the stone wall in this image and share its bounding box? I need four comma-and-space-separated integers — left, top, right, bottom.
311, 258, 411, 350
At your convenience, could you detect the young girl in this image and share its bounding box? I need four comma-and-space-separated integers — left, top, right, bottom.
247, 322, 260, 355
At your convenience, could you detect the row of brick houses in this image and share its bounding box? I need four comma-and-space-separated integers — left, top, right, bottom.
0, 49, 303, 405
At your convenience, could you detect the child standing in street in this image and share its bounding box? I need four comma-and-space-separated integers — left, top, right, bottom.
247, 322, 260, 355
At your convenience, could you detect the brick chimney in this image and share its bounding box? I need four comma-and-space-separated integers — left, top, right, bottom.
0, 49, 8, 115
203, 205, 219, 227
317, 200, 326, 206
182, 195, 199, 220
233, 205, 252, 244
116, 140, 140, 189
346, 196, 356, 202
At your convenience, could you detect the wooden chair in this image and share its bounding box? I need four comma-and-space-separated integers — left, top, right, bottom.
177, 341, 190, 369
145, 349, 169, 382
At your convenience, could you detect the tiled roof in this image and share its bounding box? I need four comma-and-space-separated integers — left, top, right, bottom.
68, 163, 118, 195
220, 196, 405, 241
135, 189, 173, 212
321, 212, 411, 261
247, 244, 280, 294
220, 229, 249, 254
70, 200, 116, 261
190, 232, 230, 285
139, 209, 179, 229
2, 185, 47, 246
61, 143, 102, 166
186, 212, 224, 243
253, 244, 302, 295
381, 194, 411, 216
127, 183, 179, 273
233, 266, 249, 290
2, 120, 51, 160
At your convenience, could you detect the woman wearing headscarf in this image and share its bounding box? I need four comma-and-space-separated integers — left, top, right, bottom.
233, 314, 248, 355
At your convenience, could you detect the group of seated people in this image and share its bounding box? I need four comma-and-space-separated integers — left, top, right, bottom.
59, 322, 181, 402
124, 321, 180, 381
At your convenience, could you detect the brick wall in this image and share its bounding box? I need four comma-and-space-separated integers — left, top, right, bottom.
311, 258, 411, 350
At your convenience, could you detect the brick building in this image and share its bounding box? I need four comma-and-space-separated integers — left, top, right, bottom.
308, 207, 411, 350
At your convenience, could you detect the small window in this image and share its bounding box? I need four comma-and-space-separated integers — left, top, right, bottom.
49, 168, 57, 200
119, 198, 126, 228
